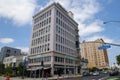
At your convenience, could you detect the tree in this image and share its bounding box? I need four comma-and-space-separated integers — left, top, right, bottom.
6, 66, 12, 74
18, 62, 23, 76
0, 62, 5, 74
116, 55, 120, 65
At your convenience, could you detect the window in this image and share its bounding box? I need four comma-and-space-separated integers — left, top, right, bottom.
56, 44, 58, 51
47, 43, 50, 51
56, 17, 58, 23
45, 35, 47, 42
49, 17, 51, 23
46, 26, 48, 33
48, 25, 50, 32
48, 34, 50, 41
45, 44, 47, 51
6, 49, 10, 53
40, 46, 41, 53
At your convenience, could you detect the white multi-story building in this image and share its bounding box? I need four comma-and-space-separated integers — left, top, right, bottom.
28, 3, 80, 76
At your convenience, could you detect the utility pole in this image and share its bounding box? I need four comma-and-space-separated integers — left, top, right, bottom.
41, 60, 44, 80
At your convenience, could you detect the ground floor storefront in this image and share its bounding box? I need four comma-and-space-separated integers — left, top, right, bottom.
28, 52, 81, 77
27, 64, 81, 78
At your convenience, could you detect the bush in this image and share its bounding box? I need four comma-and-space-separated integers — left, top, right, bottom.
9, 74, 16, 77
4, 73, 16, 77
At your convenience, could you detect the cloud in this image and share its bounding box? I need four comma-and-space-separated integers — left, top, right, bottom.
86, 35, 113, 43
0, 0, 38, 25
16, 47, 29, 53
79, 20, 104, 36
45, 0, 103, 37
0, 38, 14, 44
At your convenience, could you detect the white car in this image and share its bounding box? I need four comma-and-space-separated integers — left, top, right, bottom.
92, 71, 100, 76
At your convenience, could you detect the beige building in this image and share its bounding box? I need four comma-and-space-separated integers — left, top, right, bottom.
81, 39, 109, 69
28, 3, 80, 76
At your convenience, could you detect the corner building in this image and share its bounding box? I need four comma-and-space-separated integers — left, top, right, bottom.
28, 3, 80, 76
81, 39, 109, 69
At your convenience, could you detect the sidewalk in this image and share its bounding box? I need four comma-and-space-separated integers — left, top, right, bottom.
0, 74, 82, 80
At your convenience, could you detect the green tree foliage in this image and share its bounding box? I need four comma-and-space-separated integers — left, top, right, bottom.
6, 66, 12, 74
116, 55, 120, 65
18, 62, 23, 76
0, 62, 5, 74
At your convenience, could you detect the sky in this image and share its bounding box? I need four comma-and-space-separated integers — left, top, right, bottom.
0, 0, 120, 66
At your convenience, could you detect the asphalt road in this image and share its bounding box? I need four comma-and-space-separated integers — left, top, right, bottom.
65, 74, 109, 80
1, 74, 120, 80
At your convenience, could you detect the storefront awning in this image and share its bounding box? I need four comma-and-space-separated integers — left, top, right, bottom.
27, 67, 51, 71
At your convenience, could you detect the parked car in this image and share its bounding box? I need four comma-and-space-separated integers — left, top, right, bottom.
92, 71, 100, 76
103, 71, 108, 74
109, 70, 119, 76
82, 72, 90, 76
89, 72, 93, 75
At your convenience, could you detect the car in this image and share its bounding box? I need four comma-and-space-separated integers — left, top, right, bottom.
103, 71, 108, 74
109, 70, 119, 76
92, 71, 100, 76
82, 72, 90, 76
89, 72, 93, 75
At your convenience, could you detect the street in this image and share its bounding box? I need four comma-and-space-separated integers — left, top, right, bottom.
1, 73, 120, 80
65, 74, 109, 80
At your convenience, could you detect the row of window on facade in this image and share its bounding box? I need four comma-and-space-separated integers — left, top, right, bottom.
56, 10, 77, 33
29, 56, 51, 63
33, 25, 50, 38
34, 10, 51, 24
29, 56, 74, 64
56, 43, 76, 55
31, 43, 50, 54
56, 17, 76, 36
32, 34, 50, 46
4, 58, 13, 62
54, 56, 74, 64
56, 34, 75, 49
33, 17, 51, 31
56, 25, 75, 42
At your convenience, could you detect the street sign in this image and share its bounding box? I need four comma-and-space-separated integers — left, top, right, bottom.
98, 45, 111, 50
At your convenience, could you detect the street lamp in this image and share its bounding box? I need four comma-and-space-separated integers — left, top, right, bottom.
103, 20, 120, 24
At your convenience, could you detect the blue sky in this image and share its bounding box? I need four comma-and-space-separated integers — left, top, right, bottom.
0, 0, 120, 66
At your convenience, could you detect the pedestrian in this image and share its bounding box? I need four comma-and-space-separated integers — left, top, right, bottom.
6, 73, 10, 80
45, 71, 48, 80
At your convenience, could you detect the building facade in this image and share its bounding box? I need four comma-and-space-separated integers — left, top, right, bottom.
81, 39, 109, 69
3, 55, 27, 68
0, 46, 21, 62
80, 58, 88, 73
28, 3, 80, 76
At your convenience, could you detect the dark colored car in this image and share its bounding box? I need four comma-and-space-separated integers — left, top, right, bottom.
82, 72, 90, 76
109, 70, 119, 76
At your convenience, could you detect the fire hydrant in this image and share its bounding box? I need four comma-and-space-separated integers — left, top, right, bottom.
6, 74, 10, 80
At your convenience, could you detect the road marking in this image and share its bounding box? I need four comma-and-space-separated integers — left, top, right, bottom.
98, 76, 109, 80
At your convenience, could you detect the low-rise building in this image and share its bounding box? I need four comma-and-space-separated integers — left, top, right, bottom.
3, 55, 27, 68
0, 46, 21, 62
